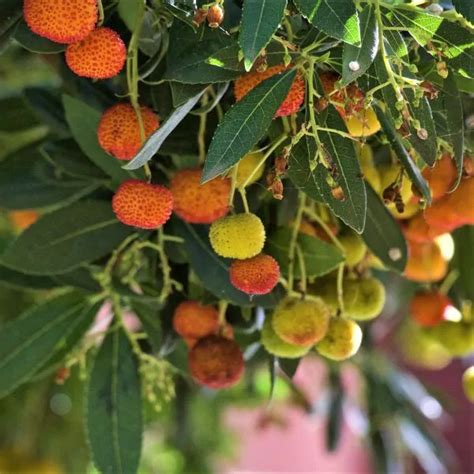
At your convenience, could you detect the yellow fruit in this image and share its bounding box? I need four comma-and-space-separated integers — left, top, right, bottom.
316, 317, 363, 361
272, 297, 330, 346
356, 143, 382, 193
462, 366, 474, 403
427, 321, 474, 357
344, 107, 381, 137
339, 232, 367, 267
209, 213, 265, 259
236, 151, 265, 188
320, 277, 386, 321
396, 321, 452, 370
261, 316, 312, 358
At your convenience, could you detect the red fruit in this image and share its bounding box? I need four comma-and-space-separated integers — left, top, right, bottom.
173, 301, 220, 340
420, 153, 457, 202
112, 180, 173, 229
229, 254, 280, 295
97, 104, 160, 160
24, 0, 97, 44
65, 27, 126, 79
188, 335, 244, 389
234, 64, 305, 118
170, 168, 230, 224
207, 4, 224, 28
410, 291, 453, 327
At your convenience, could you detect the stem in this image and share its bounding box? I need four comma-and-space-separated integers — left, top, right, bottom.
336, 263, 345, 315
218, 300, 228, 326
239, 188, 250, 213
197, 94, 209, 165
303, 207, 345, 254
295, 244, 307, 293
287, 193, 306, 293
439, 270, 459, 296
97, 0, 105, 26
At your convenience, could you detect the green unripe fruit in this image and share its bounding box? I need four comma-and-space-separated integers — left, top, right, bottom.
462, 366, 474, 403
209, 213, 265, 259
339, 233, 367, 267
261, 316, 311, 359
427, 321, 474, 357
272, 297, 330, 346
316, 317, 363, 361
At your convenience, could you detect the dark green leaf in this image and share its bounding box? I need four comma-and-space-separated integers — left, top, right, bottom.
202, 69, 295, 182
86, 328, 142, 474
63, 95, 137, 183
124, 90, 205, 170
294, 0, 360, 45
0, 0, 21, 53
374, 104, 431, 204
14, 19, 66, 53
362, 183, 407, 272
206, 45, 243, 71
131, 301, 162, 353
175, 221, 284, 308
0, 293, 87, 398
118, 0, 140, 31
0, 147, 100, 210
453, 0, 474, 23
239, 0, 287, 68
451, 226, 474, 301
341, 6, 379, 85
326, 366, 344, 452
0, 265, 57, 291
267, 228, 344, 278
278, 357, 301, 379
0, 201, 134, 275
170, 82, 207, 108
0, 96, 39, 132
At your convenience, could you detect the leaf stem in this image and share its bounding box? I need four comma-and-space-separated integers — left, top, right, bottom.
287, 193, 306, 293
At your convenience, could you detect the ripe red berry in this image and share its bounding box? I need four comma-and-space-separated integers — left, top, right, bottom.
410, 291, 454, 327
207, 4, 224, 28
173, 301, 220, 340
188, 335, 244, 389
234, 64, 305, 118
65, 27, 126, 79
24, 0, 97, 44
97, 104, 160, 160
112, 180, 173, 229
229, 254, 280, 295
170, 168, 231, 224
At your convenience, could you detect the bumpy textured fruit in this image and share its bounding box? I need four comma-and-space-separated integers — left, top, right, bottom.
97, 103, 159, 160
234, 65, 305, 118
112, 179, 173, 229
410, 291, 453, 327
316, 318, 363, 361
261, 316, 311, 358
421, 153, 457, 202
404, 240, 448, 283
339, 233, 366, 267
344, 108, 381, 138
188, 335, 244, 389
404, 212, 444, 244
235, 151, 265, 188
229, 253, 280, 295
65, 27, 126, 79
357, 143, 382, 193
209, 213, 265, 259
173, 301, 219, 340
170, 168, 230, 224
272, 298, 330, 346
462, 366, 474, 403
24, 0, 97, 44
427, 321, 474, 357
8, 210, 38, 231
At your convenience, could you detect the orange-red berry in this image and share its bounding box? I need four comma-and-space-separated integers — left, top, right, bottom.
97, 104, 160, 160
234, 64, 305, 118
420, 153, 457, 202
170, 168, 231, 224
24, 0, 97, 44
8, 210, 39, 231
207, 4, 224, 28
410, 291, 453, 327
229, 254, 280, 295
188, 335, 244, 389
112, 179, 173, 229
65, 27, 126, 79
173, 301, 220, 340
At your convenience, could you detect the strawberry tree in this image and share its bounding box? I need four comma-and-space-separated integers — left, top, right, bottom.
0, 0, 473, 472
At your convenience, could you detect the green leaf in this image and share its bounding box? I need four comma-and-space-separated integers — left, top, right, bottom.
452, 226, 474, 301
131, 301, 162, 353
175, 221, 284, 308
118, 0, 140, 31
278, 357, 301, 379
0, 147, 100, 210
239, 0, 287, 68
170, 82, 207, 108
124, 90, 205, 170
341, 6, 379, 85
206, 45, 243, 71
0, 266, 57, 291
202, 69, 295, 182
0, 201, 134, 275
293, 0, 360, 45
14, 19, 65, 54
326, 366, 344, 452
374, 104, 431, 205
404, 89, 437, 167
0, 96, 39, 132
86, 328, 142, 474
62, 95, 137, 184
361, 183, 407, 273
0, 0, 21, 53
267, 228, 344, 278
453, 0, 474, 23
0, 293, 87, 398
